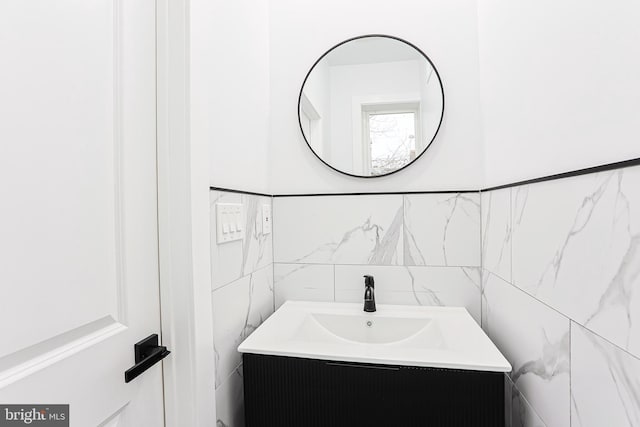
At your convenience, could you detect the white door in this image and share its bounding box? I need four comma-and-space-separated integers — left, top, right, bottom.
0, 0, 164, 426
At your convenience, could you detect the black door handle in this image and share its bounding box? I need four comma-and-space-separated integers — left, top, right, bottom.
124, 334, 171, 383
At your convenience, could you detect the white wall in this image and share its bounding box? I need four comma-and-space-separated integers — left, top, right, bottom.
191, 1, 271, 425
269, 0, 484, 193
300, 57, 331, 158
478, 0, 640, 188
328, 59, 423, 172
198, 1, 270, 193
420, 59, 442, 154
201, 0, 640, 192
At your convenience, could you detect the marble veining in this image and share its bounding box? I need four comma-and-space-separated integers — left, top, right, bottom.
272, 263, 483, 323
289, 206, 402, 265
404, 193, 481, 267
406, 266, 441, 306
571, 323, 640, 427
481, 189, 512, 281
369, 206, 404, 265
482, 271, 569, 426
440, 194, 480, 265
584, 233, 640, 346
524, 174, 612, 294
408, 266, 481, 321
210, 191, 273, 290
211, 265, 273, 388
461, 266, 482, 291
210, 190, 276, 427
239, 196, 269, 275
215, 365, 244, 427
510, 331, 570, 385
240, 268, 273, 338
509, 378, 547, 427
482, 164, 640, 427
212, 164, 640, 427
334, 265, 482, 322
512, 185, 529, 230
512, 167, 640, 359
273, 195, 404, 265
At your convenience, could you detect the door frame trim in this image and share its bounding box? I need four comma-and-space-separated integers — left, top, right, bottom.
156, 0, 216, 425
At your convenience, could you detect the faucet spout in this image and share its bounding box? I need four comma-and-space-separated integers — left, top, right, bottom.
363, 275, 376, 312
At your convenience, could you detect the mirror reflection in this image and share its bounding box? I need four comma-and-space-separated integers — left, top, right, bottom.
299, 35, 444, 177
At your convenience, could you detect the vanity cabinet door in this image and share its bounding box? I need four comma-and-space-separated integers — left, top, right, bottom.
243, 354, 505, 427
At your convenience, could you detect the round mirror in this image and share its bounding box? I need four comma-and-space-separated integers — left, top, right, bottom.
298, 35, 444, 178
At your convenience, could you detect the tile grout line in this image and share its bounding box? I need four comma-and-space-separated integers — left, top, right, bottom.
507, 373, 513, 426
505, 375, 548, 426
479, 191, 484, 329
271, 261, 482, 268
509, 187, 513, 286
216, 359, 243, 392
569, 320, 572, 427
270, 188, 637, 362
402, 194, 406, 267
485, 269, 640, 364
333, 264, 336, 301
212, 165, 640, 426
271, 195, 276, 312
212, 262, 273, 294
219, 179, 638, 424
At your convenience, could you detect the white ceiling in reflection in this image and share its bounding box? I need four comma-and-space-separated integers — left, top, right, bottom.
326, 37, 421, 66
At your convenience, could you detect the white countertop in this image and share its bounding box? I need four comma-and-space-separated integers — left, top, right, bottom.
238, 301, 511, 372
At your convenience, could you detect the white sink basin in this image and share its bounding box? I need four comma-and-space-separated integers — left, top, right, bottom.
299, 312, 444, 345
239, 301, 511, 372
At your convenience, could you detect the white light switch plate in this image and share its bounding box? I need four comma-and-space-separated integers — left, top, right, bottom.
262, 204, 272, 235
216, 203, 244, 244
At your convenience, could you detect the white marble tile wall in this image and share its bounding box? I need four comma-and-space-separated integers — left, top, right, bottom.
273, 263, 334, 307
212, 265, 273, 387
210, 190, 273, 290
210, 190, 274, 427
334, 265, 481, 322
273, 193, 482, 323
211, 168, 640, 427
404, 193, 481, 267
483, 271, 570, 426
571, 324, 640, 427
481, 188, 512, 281
214, 366, 245, 427
481, 164, 640, 427
508, 377, 546, 427
274, 195, 404, 265
512, 168, 640, 359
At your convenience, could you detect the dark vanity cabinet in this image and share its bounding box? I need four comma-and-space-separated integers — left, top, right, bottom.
243, 353, 505, 427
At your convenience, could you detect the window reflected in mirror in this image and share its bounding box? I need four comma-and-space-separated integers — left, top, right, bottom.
298, 35, 444, 178
364, 105, 419, 176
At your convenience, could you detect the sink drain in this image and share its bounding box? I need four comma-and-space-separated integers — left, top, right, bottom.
366, 321, 373, 327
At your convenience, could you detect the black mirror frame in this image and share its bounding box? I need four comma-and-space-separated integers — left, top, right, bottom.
297, 34, 445, 179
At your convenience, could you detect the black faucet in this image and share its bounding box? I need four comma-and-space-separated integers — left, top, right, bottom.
363, 275, 376, 312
